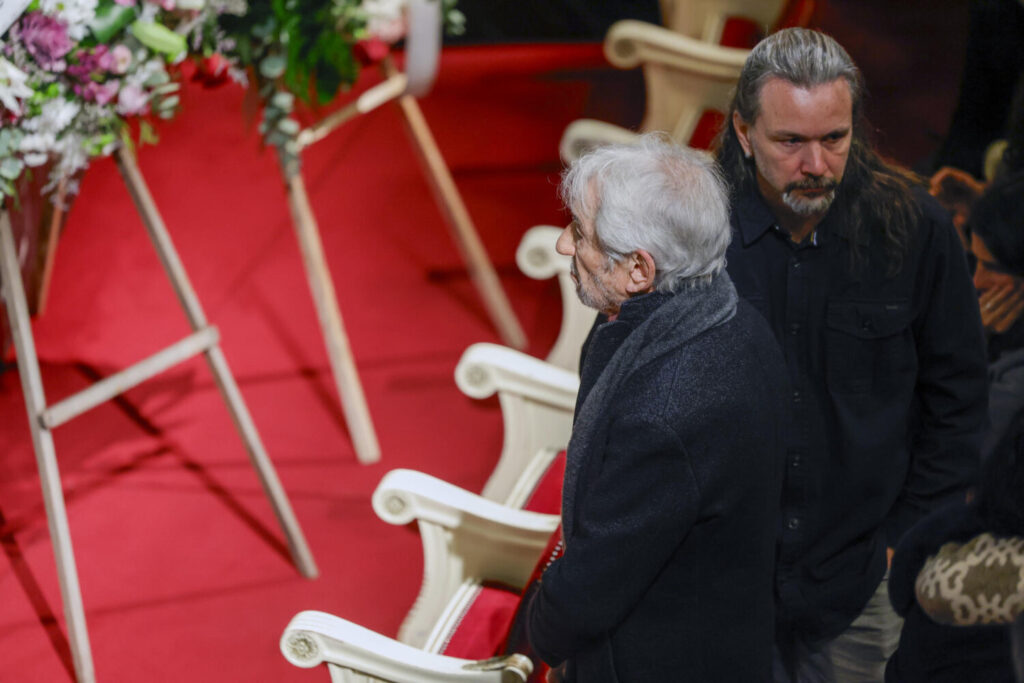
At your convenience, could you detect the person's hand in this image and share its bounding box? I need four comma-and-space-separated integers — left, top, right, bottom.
929, 166, 986, 200
929, 166, 985, 247
887, 546, 895, 569
979, 283, 1024, 333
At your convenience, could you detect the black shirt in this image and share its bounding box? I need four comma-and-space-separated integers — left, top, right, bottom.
725, 186, 988, 641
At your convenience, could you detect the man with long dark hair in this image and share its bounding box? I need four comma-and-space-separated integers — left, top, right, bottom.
716, 28, 989, 681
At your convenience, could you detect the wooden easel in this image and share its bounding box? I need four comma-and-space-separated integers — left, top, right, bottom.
279, 0, 527, 465
0, 145, 318, 683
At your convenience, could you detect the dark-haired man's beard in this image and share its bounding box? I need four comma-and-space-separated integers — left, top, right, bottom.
782, 177, 839, 216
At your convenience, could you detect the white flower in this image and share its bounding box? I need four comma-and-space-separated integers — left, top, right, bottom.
21, 98, 81, 137
124, 57, 165, 89
176, 0, 206, 9
0, 57, 35, 116
362, 0, 408, 41
19, 133, 56, 166
362, 0, 404, 21
51, 133, 89, 181
39, 0, 99, 41
139, 3, 159, 22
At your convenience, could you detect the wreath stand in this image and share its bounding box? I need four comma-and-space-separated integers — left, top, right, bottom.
275, 0, 527, 466
0, 145, 318, 683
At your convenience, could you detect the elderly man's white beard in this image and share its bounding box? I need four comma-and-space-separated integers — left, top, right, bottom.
570, 257, 622, 314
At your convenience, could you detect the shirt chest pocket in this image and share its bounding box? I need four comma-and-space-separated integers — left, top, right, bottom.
825, 299, 916, 394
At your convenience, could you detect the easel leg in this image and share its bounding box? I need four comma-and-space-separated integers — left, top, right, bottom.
0, 212, 96, 683
114, 146, 319, 578
280, 157, 381, 465
394, 93, 528, 351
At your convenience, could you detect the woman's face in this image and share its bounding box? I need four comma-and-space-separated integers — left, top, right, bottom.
972, 234, 1024, 334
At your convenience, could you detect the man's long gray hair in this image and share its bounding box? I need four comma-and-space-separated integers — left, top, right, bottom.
561, 134, 732, 291
731, 28, 863, 135
716, 28, 922, 276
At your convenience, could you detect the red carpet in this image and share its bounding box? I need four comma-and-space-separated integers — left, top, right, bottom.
0, 44, 604, 681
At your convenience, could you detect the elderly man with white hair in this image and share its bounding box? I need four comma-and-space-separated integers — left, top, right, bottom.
525, 134, 788, 681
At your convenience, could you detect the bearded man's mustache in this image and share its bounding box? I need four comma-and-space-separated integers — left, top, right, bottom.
785, 178, 839, 193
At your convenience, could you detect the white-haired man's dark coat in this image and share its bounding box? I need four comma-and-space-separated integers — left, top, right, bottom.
526, 273, 788, 682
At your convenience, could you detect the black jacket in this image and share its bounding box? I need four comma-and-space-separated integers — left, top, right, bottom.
726, 187, 988, 640
527, 275, 788, 682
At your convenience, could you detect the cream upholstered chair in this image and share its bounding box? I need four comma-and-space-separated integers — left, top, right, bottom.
455, 341, 577, 503
280, 230, 596, 679
373, 456, 564, 648
281, 457, 563, 681
560, 0, 815, 161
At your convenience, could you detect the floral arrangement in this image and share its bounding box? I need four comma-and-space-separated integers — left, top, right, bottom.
0, 0, 246, 202
0, 0, 463, 203
210, 0, 465, 166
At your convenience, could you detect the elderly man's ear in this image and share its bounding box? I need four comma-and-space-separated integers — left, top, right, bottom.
626, 249, 657, 295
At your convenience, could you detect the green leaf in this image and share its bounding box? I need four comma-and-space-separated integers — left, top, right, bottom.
157, 95, 180, 111
139, 120, 159, 146
130, 21, 188, 60
144, 69, 171, 87
0, 157, 25, 181
89, 3, 136, 45
259, 54, 287, 79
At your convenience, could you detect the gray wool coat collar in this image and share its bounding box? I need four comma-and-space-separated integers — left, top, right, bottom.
562, 272, 739, 538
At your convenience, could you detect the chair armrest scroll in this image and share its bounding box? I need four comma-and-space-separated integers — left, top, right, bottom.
604, 19, 750, 77
455, 343, 578, 408
281, 610, 532, 682
373, 469, 561, 538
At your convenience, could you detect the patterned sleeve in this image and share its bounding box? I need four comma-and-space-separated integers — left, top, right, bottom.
915, 532, 1024, 626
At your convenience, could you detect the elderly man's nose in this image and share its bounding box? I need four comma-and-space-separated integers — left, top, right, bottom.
556, 224, 576, 256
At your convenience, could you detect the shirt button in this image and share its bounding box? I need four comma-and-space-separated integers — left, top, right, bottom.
789, 323, 801, 335
787, 518, 801, 530
791, 455, 801, 467
792, 390, 801, 403
792, 261, 801, 270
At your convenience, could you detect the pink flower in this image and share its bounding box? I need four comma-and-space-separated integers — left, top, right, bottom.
114, 0, 137, 5
116, 84, 149, 115
93, 81, 120, 106
74, 80, 120, 105
16, 11, 73, 72
92, 45, 115, 73
111, 45, 132, 74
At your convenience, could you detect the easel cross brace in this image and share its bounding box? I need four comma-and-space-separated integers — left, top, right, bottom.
0, 145, 317, 683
